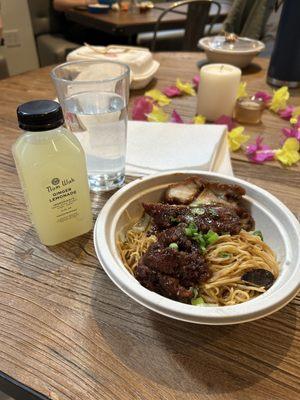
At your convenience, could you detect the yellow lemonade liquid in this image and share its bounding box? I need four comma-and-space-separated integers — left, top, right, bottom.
13, 126, 93, 245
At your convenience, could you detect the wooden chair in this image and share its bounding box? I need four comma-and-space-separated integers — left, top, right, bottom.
151, 0, 221, 52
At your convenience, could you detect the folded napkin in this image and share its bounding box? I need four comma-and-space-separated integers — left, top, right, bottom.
126, 121, 233, 176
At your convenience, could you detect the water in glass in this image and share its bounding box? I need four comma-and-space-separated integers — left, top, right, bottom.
64, 92, 127, 192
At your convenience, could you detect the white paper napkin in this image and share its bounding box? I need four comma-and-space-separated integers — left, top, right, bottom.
126, 121, 233, 176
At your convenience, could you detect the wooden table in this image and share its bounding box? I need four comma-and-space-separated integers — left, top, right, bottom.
66, 1, 230, 36
0, 53, 299, 400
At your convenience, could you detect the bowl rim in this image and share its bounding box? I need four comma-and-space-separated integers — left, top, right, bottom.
94, 170, 300, 325
198, 36, 265, 54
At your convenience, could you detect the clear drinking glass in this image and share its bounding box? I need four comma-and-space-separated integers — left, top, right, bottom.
51, 60, 130, 192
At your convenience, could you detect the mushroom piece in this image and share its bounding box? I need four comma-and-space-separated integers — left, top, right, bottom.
242, 269, 275, 290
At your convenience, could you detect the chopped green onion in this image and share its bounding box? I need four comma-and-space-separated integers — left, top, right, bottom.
194, 234, 206, 252
184, 228, 193, 236
184, 222, 198, 237
219, 252, 231, 258
204, 230, 219, 245
191, 287, 199, 299
191, 297, 205, 306
169, 242, 178, 250
253, 230, 264, 241
191, 207, 205, 216
170, 216, 179, 224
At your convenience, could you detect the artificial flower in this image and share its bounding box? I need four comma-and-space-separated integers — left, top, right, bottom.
278, 105, 295, 120
254, 91, 272, 104
214, 115, 236, 131
292, 106, 300, 118
193, 115, 206, 124
163, 86, 181, 98
192, 74, 200, 88
147, 105, 169, 122
176, 79, 196, 96
227, 126, 250, 151
290, 115, 300, 127
282, 127, 300, 141
132, 96, 153, 121
237, 82, 248, 99
269, 86, 289, 112
246, 136, 274, 164
171, 110, 184, 123
145, 89, 171, 106
290, 107, 300, 124
275, 138, 300, 166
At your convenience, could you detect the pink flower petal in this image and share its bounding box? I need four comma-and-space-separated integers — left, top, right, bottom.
254, 91, 272, 104
192, 74, 200, 88
278, 105, 295, 120
250, 150, 275, 163
132, 96, 153, 121
246, 136, 274, 163
282, 127, 300, 140
163, 86, 181, 98
171, 109, 184, 123
214, 115, 236, 131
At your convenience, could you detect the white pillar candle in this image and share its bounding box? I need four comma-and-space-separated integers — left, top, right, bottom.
197, 63, 241, 121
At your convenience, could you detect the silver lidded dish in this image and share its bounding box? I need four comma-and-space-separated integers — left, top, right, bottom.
199, 33, 265, 68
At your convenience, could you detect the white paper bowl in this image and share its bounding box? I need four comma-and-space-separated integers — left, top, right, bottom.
94, 171, 300, 325
198, 36, 265, 68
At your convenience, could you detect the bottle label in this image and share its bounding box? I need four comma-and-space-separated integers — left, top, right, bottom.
46, 177, 79, 223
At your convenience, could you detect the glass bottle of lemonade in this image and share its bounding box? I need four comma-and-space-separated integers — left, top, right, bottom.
13, 100, 93, 246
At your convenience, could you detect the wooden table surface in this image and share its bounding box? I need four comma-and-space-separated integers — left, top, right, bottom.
0, 53, 299, 400
66, 1, 230, 35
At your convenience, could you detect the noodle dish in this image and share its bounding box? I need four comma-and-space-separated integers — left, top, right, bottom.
118, 177, 279, 307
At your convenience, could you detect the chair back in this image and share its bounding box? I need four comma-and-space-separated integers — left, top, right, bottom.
151, 0, 221, 52
28, 0, 63, 36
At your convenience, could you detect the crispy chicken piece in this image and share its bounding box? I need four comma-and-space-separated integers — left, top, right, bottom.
165, 176, 246, 209
164, 177, 204, 205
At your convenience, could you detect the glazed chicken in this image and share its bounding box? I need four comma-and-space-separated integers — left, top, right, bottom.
134, 177, 254, 301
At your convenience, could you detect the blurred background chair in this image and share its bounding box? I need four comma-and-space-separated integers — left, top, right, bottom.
28, 0, 79, 67
138, 0, 221, 52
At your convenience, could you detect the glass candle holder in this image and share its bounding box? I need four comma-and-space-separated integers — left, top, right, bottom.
234, 97, 264, 124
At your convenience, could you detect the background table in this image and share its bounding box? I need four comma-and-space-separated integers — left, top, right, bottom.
0, 53, 299, 400
66, 1, 230, 37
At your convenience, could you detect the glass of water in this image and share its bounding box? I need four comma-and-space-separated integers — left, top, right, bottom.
51, 60, 130, 192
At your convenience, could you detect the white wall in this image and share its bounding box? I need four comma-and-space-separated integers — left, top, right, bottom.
0, 0, 39, 76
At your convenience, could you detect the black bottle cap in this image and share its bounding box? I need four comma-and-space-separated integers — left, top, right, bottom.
17, 100, 64, 131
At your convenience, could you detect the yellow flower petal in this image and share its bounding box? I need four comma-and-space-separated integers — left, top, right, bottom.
290, 117, 298, 125
227, 126, 250, 151
176, 79, 196, 96
145, 89, 171, 106
275, 138, 300, 166
237, 82, 248, 99
147, 105, 169, 122
269, 86, 290, 112
193, 115, 206, 124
